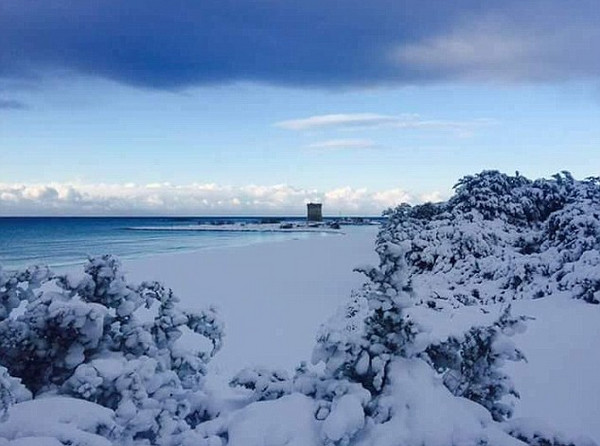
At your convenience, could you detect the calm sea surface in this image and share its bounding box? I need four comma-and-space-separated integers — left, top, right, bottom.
0, 217, 341, 270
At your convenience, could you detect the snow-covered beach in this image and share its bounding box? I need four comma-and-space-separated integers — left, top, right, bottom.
123, 226, 379, 373
120, 224, 599, 441
3, 173, 600, 446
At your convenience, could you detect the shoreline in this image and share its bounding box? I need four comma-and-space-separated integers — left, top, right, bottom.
0, 217, 378, 271
125, 225, 345, 234
45, 230, 342, 273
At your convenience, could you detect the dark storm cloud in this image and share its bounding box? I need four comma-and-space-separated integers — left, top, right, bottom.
1, 0, 599, 89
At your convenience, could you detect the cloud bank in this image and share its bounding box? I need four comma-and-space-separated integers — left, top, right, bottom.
1, 1, 599, 89
0, 182, 444, 216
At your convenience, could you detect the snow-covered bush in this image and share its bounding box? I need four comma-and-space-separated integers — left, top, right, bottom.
0, 367, 31, 420
230, 367, 292, 402
0, 255, 224, 445
304, 248, 527, 444
312, 278, 421, 397
354, 358, 527, 446
0, 397, 120, 446
424, 306, 528, 421
378, 171, 600, 307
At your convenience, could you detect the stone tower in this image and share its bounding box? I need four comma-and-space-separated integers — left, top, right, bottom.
307, 203, 323, 222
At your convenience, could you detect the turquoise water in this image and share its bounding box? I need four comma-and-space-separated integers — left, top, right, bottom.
0, 217, 325, 270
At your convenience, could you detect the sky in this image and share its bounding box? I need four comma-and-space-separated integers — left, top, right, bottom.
1, 0, 600, 216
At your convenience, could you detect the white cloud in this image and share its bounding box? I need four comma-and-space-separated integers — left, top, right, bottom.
276, 113, 493, 136
419, 190, 445, 203
0, 182, 446, 216
276, 114, 404, 130
307, 139, 377, 150
372, 188, 413, 206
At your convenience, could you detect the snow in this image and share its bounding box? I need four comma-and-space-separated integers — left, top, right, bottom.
123, 227, 379, 373
508, 297, 600, 442
355, 359, 523, 446
0, 397, 117, 446
322, 394, 365, 443
405, 297, 600, 442
1, 437, 64, 446
504, 418, 597, 446
226, 393, 320, 446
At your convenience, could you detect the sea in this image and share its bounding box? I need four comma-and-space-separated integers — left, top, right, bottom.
0, 217, 379, 270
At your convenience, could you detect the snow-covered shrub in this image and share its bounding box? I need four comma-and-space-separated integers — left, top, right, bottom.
0, 367, 31, 420
313, 246, 421, 396
222, 393, 322, 446
355, 358, 527, 446
377, 171, 600, 307
230, 367, 292, 402
0, 264, 52, 320
306, 244, 524, 444
0, 255, 223, 445
0, 397, 120, 446
424, 306, 528, 421
230, 365, 372, 446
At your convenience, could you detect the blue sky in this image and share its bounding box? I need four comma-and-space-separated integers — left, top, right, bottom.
1, 1, 600, 215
